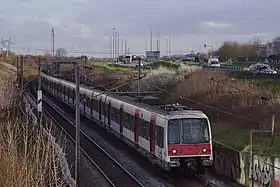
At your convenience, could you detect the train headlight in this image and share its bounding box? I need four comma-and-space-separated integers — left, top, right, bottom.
172, 149, 177, 154
202, 148, 207, 153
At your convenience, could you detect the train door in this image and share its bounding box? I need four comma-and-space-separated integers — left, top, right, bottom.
90, 98, 93, 118
63, 86, 66, 101
98, 98, 102, 122
108, 102, 111, 128
72, 89, 75, 106
83, 93, 86, 116
150, 114, 156, 155
119, 104, 124, 135
134, 108, 140, 146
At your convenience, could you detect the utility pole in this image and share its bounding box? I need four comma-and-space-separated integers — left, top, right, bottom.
117, 34, 119, 63
1, 38, 13, 57
110, 36, 113, 62
150, 28, 153, 51
16, 55, 19, 86
137, 57, 141, 96
20, 55, 24, 92
112, 28, 115, 63
84, 56, 87, 83
250, 130, 254, 187
114, 31, 118, 63
165, 39, 168, 58
121, 39, 124, 56
52, 28, 55, 57
156, 31, 160, 51
124, 41, 127, 55
270, 113, 275, 146
168, 36, 171, 58
75, 63, 81, 187
37, 59, 43, 126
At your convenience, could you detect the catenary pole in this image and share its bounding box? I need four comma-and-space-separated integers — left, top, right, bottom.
75, 63, 81, 187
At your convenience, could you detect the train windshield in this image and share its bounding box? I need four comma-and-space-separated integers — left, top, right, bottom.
168, 118, 210, 144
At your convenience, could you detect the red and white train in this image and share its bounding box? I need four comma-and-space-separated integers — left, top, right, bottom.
41, 73, 213, 174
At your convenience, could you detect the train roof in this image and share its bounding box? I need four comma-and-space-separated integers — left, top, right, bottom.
43, 74, 208, 118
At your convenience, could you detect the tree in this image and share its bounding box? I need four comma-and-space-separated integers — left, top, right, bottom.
249, 37, 263, 57
56, 48, 67, 57
43, 51, 51, 57
272, 36, 280, 55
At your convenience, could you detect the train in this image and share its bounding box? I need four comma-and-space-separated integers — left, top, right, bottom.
41, 73, 213, 175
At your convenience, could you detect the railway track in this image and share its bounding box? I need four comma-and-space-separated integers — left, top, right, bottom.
27, 82, 144, 187
26, 79, 239, 187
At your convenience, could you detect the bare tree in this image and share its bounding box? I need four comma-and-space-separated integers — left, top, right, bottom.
272, 36, 280, 55
249, 37, 263, 57
43, 51, 51, 57
56, 48, 67, 57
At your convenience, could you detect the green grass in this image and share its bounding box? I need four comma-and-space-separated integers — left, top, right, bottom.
89, 61, 131, 72
212, 123, 280, 156
89, 61, 151, 74
238, 78, 280, 92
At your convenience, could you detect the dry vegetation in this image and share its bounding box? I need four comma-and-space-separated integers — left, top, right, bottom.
131, 65, 280, 151
0, 61, 67, 186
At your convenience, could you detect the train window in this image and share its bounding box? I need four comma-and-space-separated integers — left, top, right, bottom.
68, 88, 72, 98
156, 126, 164, 148
111, 107, 120, 123
86, 95, 91, 107
139, 119, 150, 140
124, 112, 134, 131
92, 98, 98, 111
102, 102, 107, 116
80, 93, 83, 103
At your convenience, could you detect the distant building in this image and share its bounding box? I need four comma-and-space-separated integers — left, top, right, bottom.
266, 39, 280, 56
146, 51, 160, 62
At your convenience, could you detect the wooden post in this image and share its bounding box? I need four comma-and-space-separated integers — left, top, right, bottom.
270, 113, 275, 146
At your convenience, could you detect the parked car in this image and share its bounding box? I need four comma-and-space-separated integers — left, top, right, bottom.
248, 63, 277, 74
208, 57, 220, 67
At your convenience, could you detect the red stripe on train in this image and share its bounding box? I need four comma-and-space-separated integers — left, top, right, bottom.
134, 108, 140, 145
168, 143, 211, 156
150, 113, 157, 154
275, 179, 280, 187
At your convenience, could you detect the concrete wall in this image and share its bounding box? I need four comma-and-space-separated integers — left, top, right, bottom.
213, 144, 280, 187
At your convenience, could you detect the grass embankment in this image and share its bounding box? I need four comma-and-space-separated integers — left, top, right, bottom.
89, 61, 131, 72
0, 61, 67, 186
132, 65, 280, 156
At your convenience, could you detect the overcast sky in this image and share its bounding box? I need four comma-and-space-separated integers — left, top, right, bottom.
0, 0, 279, 57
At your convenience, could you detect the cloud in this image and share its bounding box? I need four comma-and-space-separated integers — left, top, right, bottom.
0, 0, 279, 56
201, 21, 232, 29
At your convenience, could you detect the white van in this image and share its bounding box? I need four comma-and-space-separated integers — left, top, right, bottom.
208, 57, 220, 67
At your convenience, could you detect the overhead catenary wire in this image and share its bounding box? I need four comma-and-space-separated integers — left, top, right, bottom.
145, 85, 280, 170
11, 45, 189, 55
45, 66, 280, 170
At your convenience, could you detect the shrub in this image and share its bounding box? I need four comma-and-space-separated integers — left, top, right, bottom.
131, 65, 200, 91
147, 61, 180, 69
0, 65, 67, 186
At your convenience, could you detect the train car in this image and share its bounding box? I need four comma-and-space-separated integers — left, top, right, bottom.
41, 73, 213, 175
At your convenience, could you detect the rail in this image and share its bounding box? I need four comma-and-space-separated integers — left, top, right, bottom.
26, 81, 144, 187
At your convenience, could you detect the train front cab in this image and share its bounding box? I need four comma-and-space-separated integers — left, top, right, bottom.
166, 117, 213, 175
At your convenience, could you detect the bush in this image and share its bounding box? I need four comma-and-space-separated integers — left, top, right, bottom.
131, 65, 200, 91
0, 65, 67, 186
147, 61, 180, 69
0, 117, 67, 186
